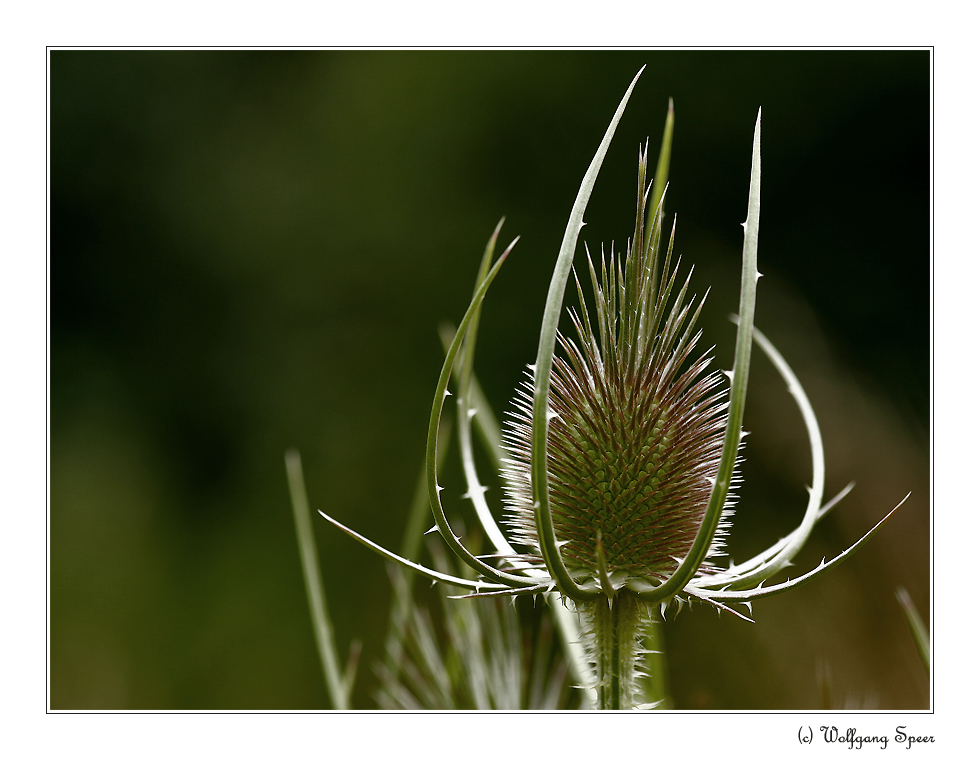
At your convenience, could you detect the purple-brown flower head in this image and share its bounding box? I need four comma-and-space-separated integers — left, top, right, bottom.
502, 149, 734, 590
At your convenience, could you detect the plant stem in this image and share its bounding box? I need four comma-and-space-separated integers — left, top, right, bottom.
643, 620, 671, 708
588, 594, 644, 710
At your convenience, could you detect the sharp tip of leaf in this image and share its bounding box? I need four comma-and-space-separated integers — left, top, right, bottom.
488, 217, 505, 245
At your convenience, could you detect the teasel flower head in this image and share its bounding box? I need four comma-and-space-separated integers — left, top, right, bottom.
315, 68, 909, 709
501, 150, 736, 591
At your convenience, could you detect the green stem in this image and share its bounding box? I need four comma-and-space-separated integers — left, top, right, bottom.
642, 620, 671, 708
588, 595, 643, 710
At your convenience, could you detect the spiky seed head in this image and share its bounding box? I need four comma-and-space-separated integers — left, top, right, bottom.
502, 148, 734, 592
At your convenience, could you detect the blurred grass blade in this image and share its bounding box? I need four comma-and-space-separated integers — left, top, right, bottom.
896, 587, 930, 672
284, 449, 350, 709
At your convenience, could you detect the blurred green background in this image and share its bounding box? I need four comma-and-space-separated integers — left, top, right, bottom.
50, 50, 929, 710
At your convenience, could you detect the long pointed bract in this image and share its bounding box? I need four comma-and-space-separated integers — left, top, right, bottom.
425, 237, 540, 588
531, 68, 645, 602
700, 326, 825, 590
635, 108, 762, 603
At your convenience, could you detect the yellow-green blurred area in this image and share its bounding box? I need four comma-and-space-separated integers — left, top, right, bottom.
51, 50, 929, 710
